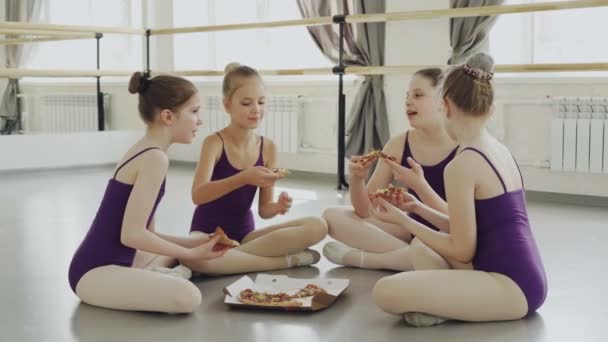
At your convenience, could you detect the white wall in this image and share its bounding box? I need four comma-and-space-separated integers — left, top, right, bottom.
2, 0, 608, 196
384, 0, 450, 135
169, 78, 358, 174
143, 0, 174, 71
0, 130, 141, 172
493, 77, 608, 196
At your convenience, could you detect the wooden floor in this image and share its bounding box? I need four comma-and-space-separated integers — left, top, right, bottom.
1, 165, 606, 342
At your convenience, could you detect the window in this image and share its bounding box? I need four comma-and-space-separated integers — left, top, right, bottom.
490, 0, 608, 65
25, 0, 143, 71
173, 0, 331, 71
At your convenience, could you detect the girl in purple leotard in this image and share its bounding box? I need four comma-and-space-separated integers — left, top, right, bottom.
180, 63, 327, 275
372, 53, 547, 327
322, 68, 459, 271
68, 72, 229, 313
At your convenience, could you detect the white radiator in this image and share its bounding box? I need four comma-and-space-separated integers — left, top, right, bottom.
200, 95, 301, 153
551, 97, 608, 174
18, 93, 110, 133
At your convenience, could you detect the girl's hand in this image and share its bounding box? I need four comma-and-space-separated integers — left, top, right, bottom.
242, 166, 279, 188
274, 192, 293, 215
383, 157, 425, 191
348, 155, 374, 180
183, 234, 230, 260
393, 191, 420, 213
370, 197, 410, 227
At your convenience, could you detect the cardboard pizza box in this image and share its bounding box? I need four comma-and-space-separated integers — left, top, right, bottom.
223, 274, 349, 311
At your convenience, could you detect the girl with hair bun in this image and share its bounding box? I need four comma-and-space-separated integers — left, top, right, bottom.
68, 72, 228, 313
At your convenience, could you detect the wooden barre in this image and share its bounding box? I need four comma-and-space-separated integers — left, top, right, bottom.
0, 21, 144, 35
168, 63, 608, 77
151, 16, 333, 35
170, 68, 334, 76
0, 36, 92, 45
0, 69, 134, 78
495, 63, 608, 73
0, 68, 332, 79
2, 63, 606, 79
165, 63, 608, 77
347, 0, 608, 23
0, 29, 96, 38
346, 63, 608, 75
0, 1, 604, 37
150, 0, 607, 35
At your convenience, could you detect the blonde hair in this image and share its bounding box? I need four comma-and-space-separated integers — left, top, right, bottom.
441, 52, 494, 116
222, 62, 262, 101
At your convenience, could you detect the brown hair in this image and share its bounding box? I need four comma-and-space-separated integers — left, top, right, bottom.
222, 62, 262, 101
441, 52, 495, 116
414, 68, 443, 87
128, 72, 197, 124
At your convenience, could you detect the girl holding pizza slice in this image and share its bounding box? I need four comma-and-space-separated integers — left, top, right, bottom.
323, 68, 459, 271
181, 63, 328, 276
372, 53, 547, 326
68, 73, 230, 313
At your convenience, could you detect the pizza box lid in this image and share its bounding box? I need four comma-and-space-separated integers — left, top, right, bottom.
223, 274, 350, 311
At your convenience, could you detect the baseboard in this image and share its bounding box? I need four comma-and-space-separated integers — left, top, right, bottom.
3, 162, 607, 208
526, 190, 608, 207
170, 161, 197, 168
170, 162, 339, 183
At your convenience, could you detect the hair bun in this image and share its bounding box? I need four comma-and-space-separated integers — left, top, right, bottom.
128, 72, 142, 94
466, 52, 494, 73
224, 62, 241, 75
128, 71, 151, 94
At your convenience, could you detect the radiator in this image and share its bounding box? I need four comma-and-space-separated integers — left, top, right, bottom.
19, 93, 110, 133
200, 95, 301, 153
551, 97, 608, 174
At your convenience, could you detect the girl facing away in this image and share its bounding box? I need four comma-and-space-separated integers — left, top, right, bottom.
371, 53, 547, 326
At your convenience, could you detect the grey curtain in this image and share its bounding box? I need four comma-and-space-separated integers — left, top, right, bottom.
0, 0, 42, 134
297, 0, 388, 158
449, 0, 504, 64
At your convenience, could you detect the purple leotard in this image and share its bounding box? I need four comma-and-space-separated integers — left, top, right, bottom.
401, 131, 458, 231
68, 147, 165, 293
464, 147, 547, 314
190, 133, 264, 242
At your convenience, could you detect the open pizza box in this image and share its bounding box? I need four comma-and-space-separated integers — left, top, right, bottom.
223, 274, 350, 311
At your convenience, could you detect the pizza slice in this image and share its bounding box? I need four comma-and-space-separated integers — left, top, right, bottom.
272, 168, 291, 178
212, 227, 240, 248
291, 284, 328, 298
239, 289, 303, 307
368, 184, 407, 205
357, 150, 397, 165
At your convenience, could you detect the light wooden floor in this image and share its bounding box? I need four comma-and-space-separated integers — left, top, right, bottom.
1, 165, 605, 342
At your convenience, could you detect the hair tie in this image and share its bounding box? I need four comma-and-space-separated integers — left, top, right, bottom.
463, 63, 493, 80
